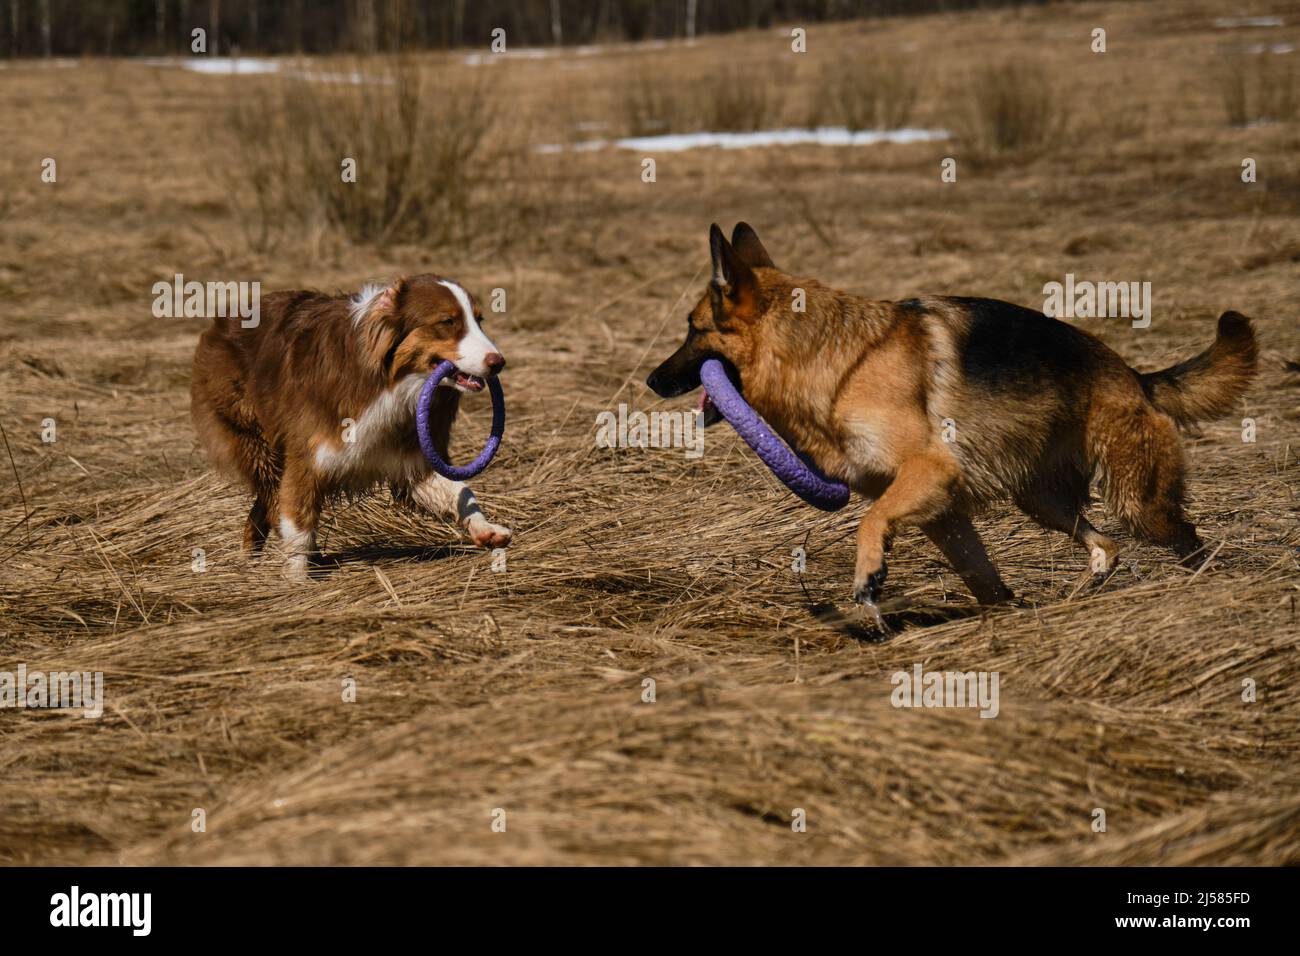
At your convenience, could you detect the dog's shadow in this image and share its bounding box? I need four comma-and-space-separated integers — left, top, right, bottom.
310, 542, 464, 571
806, 600, 980, 642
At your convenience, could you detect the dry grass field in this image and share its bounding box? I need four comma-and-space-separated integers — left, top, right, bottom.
2, 0, 1298, 866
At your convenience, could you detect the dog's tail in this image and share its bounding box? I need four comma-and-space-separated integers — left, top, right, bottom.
1137, 312, 1258, 427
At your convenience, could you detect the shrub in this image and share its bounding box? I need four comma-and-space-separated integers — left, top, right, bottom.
221, 57, 497, 249
619, 66, 698, 136
951, 60, 1064, 166
619, 61, 789, 136
701, 64, 790, 132
1220, 52, 1297, 126
815, 53, 920, 131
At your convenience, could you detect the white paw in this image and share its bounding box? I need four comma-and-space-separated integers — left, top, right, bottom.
466, 518, 512, 549
282, 554, 313, 583
1089, 544, 1118, 575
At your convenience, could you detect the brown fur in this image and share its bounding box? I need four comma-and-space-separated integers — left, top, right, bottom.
647, 224, 1258, 610
191, 274, 510, 579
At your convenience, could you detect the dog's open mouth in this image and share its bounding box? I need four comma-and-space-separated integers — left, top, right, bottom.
698, 390, 723, 426
696, 358, 738, 426
451, 371, 487, 393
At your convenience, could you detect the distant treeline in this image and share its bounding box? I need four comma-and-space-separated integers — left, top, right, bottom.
2, 0, 1064, 57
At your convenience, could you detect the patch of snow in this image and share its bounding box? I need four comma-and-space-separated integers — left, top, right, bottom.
538, 127, 950, 154
465, 45, 605, 66
159, 56, 280, 74
136, 56, 382, 84
1214, 16, 1284, 28
464, 38, 686, 66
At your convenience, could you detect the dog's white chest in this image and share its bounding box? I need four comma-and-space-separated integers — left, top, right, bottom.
314, 374, 426, 481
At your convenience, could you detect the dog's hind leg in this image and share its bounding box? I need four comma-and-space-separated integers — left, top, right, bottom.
202, 407, 282, 557
921, 513, 1014, 605
243, 496, 271, 554
1014, 480, 1119, 574
237, 438, 280, 557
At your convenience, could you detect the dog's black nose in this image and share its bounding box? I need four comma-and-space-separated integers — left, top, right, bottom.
647, 367, 685, 398
485, 352, 506, 373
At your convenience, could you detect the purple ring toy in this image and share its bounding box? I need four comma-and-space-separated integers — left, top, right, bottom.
416, 360, 505, 481
699, 358, 850, 512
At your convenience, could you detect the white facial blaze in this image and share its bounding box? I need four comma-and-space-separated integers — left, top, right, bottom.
439, 280, 500, 376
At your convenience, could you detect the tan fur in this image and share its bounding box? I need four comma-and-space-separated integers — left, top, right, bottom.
647, 224, 1259, 610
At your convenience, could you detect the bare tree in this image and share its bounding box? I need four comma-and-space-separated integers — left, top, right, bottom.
452, 0, 464, 47
382, 0, 408, 52
351, 0, 377, 54
0, 0, 1056, 59
550, 0, 562, 45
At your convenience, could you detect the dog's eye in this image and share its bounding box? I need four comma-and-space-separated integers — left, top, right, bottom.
437, 316, 456, 328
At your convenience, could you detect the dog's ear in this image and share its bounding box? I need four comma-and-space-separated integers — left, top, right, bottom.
358, 277, 407, 372
731, 222, 775, 269
709, 223, 731, 286
369, 277, 406, 321
708, 223, 762, 323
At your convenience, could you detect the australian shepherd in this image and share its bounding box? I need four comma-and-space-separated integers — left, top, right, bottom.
647, 223, 1258, 614
191, 274, 512, 580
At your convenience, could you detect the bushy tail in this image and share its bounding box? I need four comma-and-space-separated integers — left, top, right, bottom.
1138, 312, 1258, 427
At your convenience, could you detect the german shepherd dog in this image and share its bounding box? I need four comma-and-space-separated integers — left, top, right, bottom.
191, 274, 512, 581
647, 223, 1257, 614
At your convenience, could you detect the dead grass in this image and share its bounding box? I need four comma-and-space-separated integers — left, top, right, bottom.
701, 63, 792, 132
222, 57, 499, 249
811, 53, 921, 132
951, 60, 1066, 166
1, 0, 1298, 867
1219, 51, 1298, 127
619, 60, 792, 136
619, 64, 697, 136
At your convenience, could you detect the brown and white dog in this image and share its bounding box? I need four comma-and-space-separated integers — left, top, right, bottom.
191, 274, 512, 580
648, 223, 1257, 614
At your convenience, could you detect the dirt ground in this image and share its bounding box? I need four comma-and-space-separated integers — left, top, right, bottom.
1, 0, 1298, 865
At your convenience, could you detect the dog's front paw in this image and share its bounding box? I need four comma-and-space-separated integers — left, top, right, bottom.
282, 554, 315, 584
852, 559, 888, 605
466, 517, 512, 549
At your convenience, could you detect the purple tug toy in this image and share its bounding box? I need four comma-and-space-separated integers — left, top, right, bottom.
416, 360, 505, 480
699, 358, 849, 512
